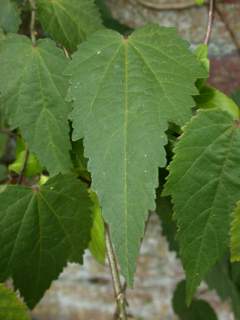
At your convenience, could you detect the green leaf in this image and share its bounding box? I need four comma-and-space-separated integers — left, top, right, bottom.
0, 174, 92, 308
88, 191, 105, 264
194, 44, 209, 73
231, 262, 240, 288
195, 0, 205, 5
164, 109, 240, 303
0, 133, 7, 158
231, 201, 240, 262
195, 85, 239, 119
206, 258, 240, 320
71, 139, 90, 181
232, 89, 240, 107
0, 0, 21, 33
173, 280, 218, 320
156, 169, 178, 253
0, 284, 30, 320
156, 195, 178, 253
0, 34, 72, 175
66, 25, 207, 284
9, 150, 42, 177
37, 0, 103, 52
9, 137, 42, 177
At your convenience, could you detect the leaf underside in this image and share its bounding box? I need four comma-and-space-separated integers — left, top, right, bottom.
66, 25, 206, 284
231, 201, 240, 262
164, 109, 240, 302
0, 174, 92, 308
0, 34, 72, 175
37, 0, 103, 52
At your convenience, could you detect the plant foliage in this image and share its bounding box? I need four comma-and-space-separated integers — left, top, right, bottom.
0, 0, 240, 318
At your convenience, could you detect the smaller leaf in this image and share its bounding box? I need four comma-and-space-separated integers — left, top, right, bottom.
0, 35, 72, 175
164, 109, 240, 303
195, 0, 205, 5
37, 0, 103, 52
206, 257, 240, 319
173, 280, 218, 320
88, 191, 105, 264
71, 139, 90, 182
0, 0, 21, 33
0, 283, 30, 320
194, 44, 209, 73
231, 201, 240, 262
195, 86, 239, 119
0, 174, 93, 308
9, 136, 42, 177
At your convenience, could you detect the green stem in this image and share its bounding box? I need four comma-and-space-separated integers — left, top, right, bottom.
28, 0, 37, 46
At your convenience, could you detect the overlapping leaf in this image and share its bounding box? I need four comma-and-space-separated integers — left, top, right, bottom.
0, 0, 21, 33
0, 35, 72, 175
173, 280, 218, 320
0, 284, 30, 320
0, 174, 92, 308
66, 25, 206, 283
89, 191, 105, 264
206, 258, 240, 319
164, 109, 240, 302
231, 201, 240, 262
37, 0, 103, 52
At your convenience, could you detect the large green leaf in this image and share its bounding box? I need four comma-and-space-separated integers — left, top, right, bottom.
0, 34, 72, 175
231, 201, 240, 262
0, 284, 30, 320
0, 174, 92, 308
66, 25, 206, 284
37, 0, 103, 52
0, 0, 21, 33
164, 109, 240, 302
173, 280, 218, 320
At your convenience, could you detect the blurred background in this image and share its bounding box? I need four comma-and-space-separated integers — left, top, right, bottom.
31, 1, 240, 319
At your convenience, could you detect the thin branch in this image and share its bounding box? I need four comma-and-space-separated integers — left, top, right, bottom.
17, 149, 29, 185
63, 47, 71, 59
105, 224, 128, 320
204, 0, 215, 45
138, 0, 200, 10
215, 4, 240, 53
0, 128, 17, 137
28, 0, 37, 45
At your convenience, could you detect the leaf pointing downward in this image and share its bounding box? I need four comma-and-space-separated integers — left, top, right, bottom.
66, 25, 206, 284
164, 109, 240, 303
0, 34, 72, 175
0, 174, 92, 308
